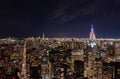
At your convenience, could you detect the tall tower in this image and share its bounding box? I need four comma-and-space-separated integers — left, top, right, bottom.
89, 24, 96, 48
42, 32, 45, 39
89, 24, 96, 41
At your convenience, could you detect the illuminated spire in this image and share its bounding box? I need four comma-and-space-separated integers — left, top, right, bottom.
89, 24, 96, 41
91, 24, 94, 33
42, 32, 45, 39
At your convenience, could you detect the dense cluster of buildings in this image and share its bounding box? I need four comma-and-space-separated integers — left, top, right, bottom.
0, 25, 120, 79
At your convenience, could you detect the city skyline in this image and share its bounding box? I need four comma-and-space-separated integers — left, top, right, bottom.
0, 0, 120, 38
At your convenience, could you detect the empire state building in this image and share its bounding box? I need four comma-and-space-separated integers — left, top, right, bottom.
89, 24, 96, 47
89, 24, 96, 41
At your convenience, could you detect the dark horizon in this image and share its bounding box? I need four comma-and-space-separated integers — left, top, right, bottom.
0, 0, 120, 38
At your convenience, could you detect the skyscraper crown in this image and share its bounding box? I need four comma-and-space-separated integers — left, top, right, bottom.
90, 24, 96, 41
90, 24, 94, 33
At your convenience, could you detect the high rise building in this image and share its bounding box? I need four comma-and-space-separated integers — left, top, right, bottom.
89, 24, 96, 41
42, 32, 45, 40
89, 24, 96, 47
21, 42, 27, 79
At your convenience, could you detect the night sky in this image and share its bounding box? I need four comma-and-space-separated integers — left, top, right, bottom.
0, 0, 120, 38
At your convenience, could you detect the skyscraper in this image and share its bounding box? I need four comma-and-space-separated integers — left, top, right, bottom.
42, 32, 45, 40
89, 24, 96, 41
89, 24, 96, 47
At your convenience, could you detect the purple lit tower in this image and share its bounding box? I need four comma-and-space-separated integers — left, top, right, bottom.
89, 24, 96, 41
89, 24, 96, 47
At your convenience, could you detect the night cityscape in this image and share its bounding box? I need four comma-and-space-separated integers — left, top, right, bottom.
0, 0, 120, 79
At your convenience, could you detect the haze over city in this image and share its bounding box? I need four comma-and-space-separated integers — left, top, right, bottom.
0, 0, 120, 38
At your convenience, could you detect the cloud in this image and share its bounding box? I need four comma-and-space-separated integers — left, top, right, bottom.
47, 0, 120, 24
